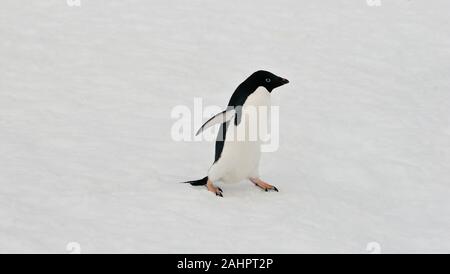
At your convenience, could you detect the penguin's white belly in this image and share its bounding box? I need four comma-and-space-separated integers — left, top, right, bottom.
208, 87, 270, 184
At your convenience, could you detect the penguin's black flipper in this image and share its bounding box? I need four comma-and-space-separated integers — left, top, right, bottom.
181, 176, 208, 186
195, 108, 236, 136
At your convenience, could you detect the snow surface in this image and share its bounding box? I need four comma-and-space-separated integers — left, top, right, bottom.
1, 0, 450, 253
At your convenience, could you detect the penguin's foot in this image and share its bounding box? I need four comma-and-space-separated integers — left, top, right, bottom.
206, 180, 223, 197
249, 178, 279, 192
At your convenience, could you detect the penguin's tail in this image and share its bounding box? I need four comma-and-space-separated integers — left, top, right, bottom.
181, 176, 208, 186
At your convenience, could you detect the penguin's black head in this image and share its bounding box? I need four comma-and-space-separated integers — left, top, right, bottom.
247, 70, 289, 92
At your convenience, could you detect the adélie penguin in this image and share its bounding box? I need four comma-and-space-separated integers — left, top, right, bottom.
182, 70, 289, 197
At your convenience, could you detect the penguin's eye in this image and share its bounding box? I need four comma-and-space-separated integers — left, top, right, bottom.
265, 78, 271, 83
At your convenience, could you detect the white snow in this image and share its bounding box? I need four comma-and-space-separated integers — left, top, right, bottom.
1, 0, 450, 253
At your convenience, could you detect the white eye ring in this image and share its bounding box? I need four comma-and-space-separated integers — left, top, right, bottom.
265, 78, 271, 83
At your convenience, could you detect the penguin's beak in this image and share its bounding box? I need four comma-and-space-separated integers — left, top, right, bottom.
280, 78, 289, 85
